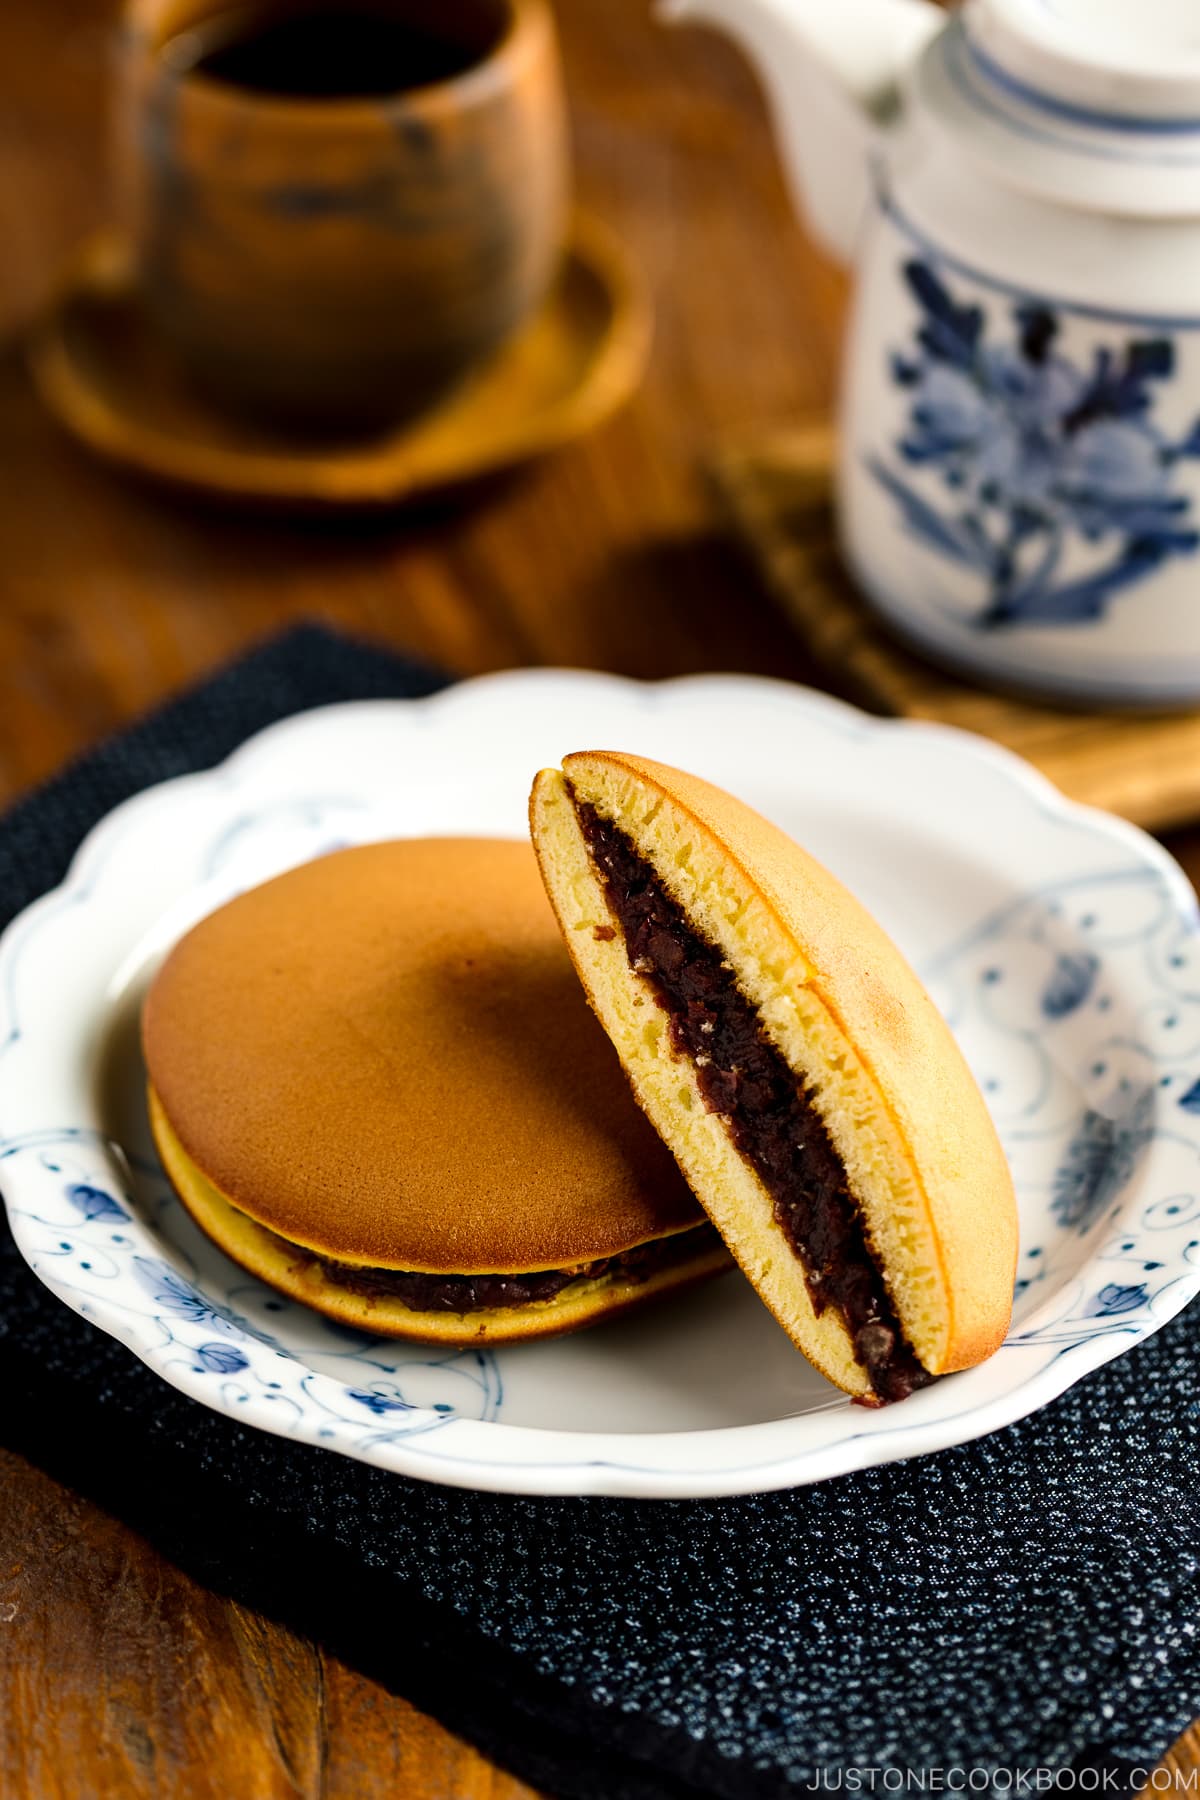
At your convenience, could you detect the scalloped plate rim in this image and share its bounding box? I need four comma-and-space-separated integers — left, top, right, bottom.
2, 668, 1198, 1497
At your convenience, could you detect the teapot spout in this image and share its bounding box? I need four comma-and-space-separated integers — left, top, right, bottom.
660, 0, 942, 265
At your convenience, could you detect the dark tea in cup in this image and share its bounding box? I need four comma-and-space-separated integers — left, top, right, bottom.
118, 0, 569, 430
163, 3, 497, 100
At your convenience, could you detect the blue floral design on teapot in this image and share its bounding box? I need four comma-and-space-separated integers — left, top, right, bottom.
867, 260, 1200, 630
661, 0, 1200, 703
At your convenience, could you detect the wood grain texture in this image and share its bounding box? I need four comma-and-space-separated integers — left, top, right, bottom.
0, 0, 1196, 1796
1161, 1727, 1200, 1792
0, 1450, 537, 1799
0, 0, 832, 798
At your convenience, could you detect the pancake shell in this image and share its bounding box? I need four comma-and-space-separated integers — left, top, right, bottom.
143, 837, 705, 1273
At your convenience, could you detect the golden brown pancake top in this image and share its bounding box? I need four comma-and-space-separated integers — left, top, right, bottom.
142, 838, 701, 1271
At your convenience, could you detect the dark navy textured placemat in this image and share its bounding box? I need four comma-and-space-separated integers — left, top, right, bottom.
1, 624, 1198, 1800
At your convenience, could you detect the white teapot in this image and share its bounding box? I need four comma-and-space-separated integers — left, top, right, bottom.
663, 0, 1200, 707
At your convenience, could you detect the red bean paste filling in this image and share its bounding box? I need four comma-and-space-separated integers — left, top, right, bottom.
573, 797, 933, 1404
271, 1222, 722, 1312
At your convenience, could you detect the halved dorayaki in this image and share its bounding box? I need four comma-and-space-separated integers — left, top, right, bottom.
143, 838, 729, 1344
529, 753, 1018, 1401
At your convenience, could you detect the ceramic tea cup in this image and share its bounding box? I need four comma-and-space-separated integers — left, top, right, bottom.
116, 0, 569, 430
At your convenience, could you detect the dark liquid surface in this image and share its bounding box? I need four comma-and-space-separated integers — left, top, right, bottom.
171, 4, 496, 100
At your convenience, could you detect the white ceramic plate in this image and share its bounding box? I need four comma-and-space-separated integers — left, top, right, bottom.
2, 672, 1199, 1497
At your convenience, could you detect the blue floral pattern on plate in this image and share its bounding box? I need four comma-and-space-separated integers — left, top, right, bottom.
922, 866, 1199, 1352
0, 674, 1197, 1497
869, 258, 1200, 628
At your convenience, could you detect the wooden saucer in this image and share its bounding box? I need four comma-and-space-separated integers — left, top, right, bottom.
28, 215, 650, 508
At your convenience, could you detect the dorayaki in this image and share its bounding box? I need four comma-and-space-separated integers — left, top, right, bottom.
529, 753, 1018, 1402
142, 837, 729, 1343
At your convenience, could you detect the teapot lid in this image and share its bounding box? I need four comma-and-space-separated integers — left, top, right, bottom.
917, 0, 1200, 216
967, 0, 1200, 125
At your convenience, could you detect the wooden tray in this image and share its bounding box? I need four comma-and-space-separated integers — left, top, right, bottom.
710, 425, 1200, 834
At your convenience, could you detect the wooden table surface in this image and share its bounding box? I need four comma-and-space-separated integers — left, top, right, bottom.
0, 1, 1196, 1794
